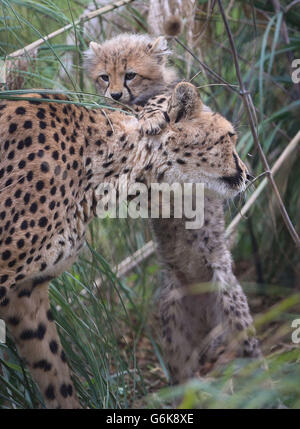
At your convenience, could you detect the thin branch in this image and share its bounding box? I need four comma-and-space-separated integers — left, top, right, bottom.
217, 0, 300, 247
8, 0, 135, 58
175, 37, 240, 95
201, 34, 292, 101
226, 130, 300, 238
174, 36, 291, 144
285, 0, 300, 13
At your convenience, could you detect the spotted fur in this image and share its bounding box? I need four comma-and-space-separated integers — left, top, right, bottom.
152, 85, 261, 381
84, 33, 179, 136
0, 82, 253, 407
85, 36, 262, 379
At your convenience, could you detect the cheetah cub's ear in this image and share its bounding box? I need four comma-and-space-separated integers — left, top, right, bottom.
84, 42, 102, 76
147, 37, 171, 63
89, 41, 102, 57
167, 82, 203, 123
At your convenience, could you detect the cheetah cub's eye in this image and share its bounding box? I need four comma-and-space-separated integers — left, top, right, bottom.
99, 74, 109, 82
125, 72, 136, 81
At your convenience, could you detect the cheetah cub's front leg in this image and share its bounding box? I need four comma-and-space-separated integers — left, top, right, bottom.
138, 84, 211, 135
138, 95, 170, 136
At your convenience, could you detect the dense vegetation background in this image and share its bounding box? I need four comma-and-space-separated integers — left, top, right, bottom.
0, 0, 299, 408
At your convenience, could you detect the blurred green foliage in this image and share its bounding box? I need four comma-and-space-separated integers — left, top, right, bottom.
0, 0, 299, 409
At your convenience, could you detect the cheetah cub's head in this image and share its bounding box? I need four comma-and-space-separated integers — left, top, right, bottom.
84, 33, 177, 105
164, 82, 249, 198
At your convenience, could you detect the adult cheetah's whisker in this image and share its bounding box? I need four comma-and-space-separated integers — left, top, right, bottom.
243, 172, 269, 193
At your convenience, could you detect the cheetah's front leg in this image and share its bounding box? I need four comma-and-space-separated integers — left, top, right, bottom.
2, 280, 80, 409
158, 275, 262, 383
217, 280, 262, 360
157, 271, 224, 383
137, 96, 170, 136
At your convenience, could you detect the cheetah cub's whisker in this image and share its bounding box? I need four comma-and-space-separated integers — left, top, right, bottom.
0, 82, 251, 408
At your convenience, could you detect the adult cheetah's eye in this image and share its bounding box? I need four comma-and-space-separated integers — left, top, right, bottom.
125, 72, 136, 81
99, 74, 109, 82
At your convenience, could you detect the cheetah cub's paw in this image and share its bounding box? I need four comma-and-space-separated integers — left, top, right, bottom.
167, 82, 203, 123
138, 111, 168, 136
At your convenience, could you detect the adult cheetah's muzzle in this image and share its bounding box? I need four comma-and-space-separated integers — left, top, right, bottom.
221, 171, 245, 188
220, 152, 247, 190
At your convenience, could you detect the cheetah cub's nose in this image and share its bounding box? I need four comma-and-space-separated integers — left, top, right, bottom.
111, 92, 123, 101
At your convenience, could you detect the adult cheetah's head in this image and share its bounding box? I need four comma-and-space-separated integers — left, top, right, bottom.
160, 82, 249, 199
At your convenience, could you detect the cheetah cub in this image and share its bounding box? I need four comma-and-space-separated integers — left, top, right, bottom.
85, 35, 262, 379
84, 33, 179, 136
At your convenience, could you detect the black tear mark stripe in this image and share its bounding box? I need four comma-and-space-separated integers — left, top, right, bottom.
124, 82, 133, 102
221, 152, 244, 187
233, 152, 243, 174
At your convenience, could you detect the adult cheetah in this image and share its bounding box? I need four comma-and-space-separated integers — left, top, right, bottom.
0, 82, 252, 408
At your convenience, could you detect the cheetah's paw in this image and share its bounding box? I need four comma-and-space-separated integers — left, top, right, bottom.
138, 113, 167, 136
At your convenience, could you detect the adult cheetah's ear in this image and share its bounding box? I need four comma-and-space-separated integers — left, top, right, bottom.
167, 82, 203, 123
147, 37, 171, 63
